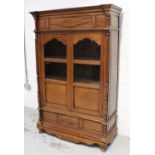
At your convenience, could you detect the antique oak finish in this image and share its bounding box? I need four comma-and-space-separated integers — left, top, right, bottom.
31, 4, 121, 151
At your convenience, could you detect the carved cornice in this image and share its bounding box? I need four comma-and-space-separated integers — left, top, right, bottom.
34, 27, 118, 34
30, 12, 38, 35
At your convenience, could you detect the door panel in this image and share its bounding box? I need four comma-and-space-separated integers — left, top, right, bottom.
39, 32, 104, 117
45, 82, 67, 106
40, 33, 70, 110
71, 32, 104, 116
74, 87, 99, 111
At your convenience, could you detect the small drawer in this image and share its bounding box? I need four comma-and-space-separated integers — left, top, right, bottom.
42, 111, 58, 123
59, 114, 79, 129
49, 16, 92, 30
82, 119, 105, 134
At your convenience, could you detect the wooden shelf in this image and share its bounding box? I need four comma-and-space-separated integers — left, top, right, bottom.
45, 78, 67, 85
73, 81, 99, 89
44, 58, 67, 63
73, 59, 100, 65
45, 74, 66, 80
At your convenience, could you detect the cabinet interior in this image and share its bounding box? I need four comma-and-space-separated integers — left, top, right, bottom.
74, 64, 100, 84
45, 62, 67, 81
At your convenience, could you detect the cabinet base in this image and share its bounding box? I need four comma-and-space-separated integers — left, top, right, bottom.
37, 122, 117, 151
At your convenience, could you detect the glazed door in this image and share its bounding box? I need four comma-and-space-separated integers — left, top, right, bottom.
40, 33, 71, 110
70, 32, 105, 117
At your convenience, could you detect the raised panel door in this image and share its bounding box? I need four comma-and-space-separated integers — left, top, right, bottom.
70, 32, 105, 116
40, 33, 71, 110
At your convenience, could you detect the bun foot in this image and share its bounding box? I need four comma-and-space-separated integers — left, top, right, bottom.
99, 144, 106, 152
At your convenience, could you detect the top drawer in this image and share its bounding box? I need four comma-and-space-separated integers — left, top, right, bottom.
37, 14, 109, 30
49, 16, 92, 29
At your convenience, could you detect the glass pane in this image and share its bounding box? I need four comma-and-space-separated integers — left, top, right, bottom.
44, 39, 66, 59
74, 38, 100, 60
74, 64, 100, 84
45, 62, 67, 81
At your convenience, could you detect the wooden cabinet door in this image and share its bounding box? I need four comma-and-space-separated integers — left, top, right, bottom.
39, 33, 71, 110
70, 32, 105, 117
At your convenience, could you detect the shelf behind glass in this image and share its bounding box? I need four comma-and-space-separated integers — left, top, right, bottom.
45, 62, 67, 81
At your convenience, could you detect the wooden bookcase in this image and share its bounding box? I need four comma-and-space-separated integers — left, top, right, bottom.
31, 4, 122, 151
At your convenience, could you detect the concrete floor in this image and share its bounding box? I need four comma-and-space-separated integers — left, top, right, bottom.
24, 107, 130, 155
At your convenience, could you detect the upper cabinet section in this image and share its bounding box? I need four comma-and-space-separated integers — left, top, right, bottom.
31, 4, 122, 32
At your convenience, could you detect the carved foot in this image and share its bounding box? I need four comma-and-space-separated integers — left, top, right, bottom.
99, 144, 106, 152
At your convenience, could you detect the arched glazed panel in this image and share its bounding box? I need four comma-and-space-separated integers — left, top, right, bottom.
73, 38, 100, 60
44, 39, 66, 59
